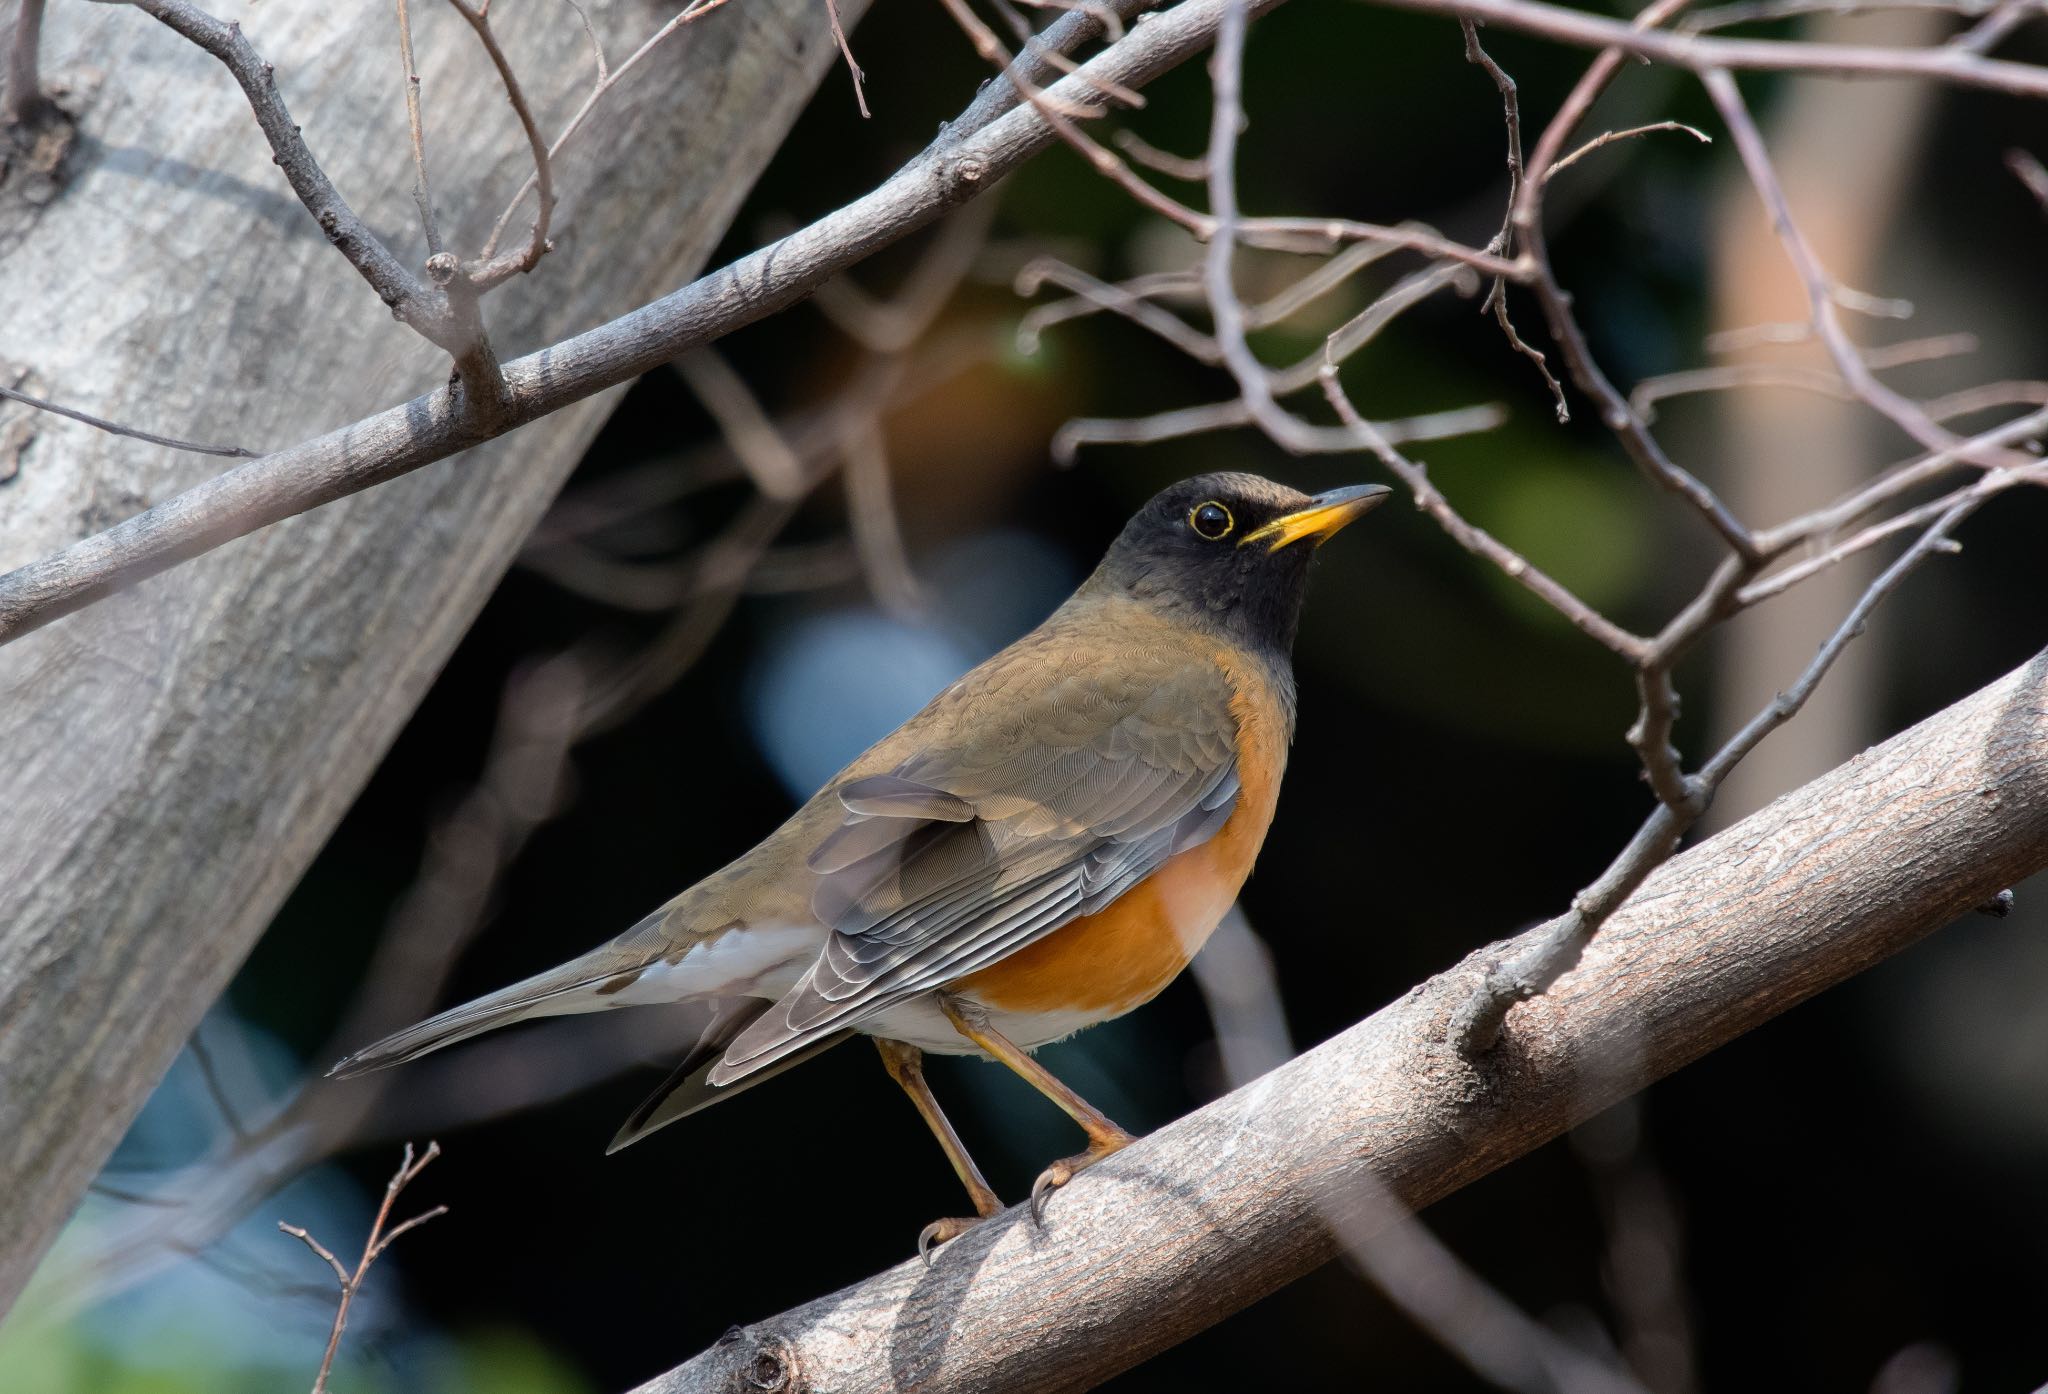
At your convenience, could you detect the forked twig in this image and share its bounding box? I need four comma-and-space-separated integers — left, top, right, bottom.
278, 1142, 446, 1394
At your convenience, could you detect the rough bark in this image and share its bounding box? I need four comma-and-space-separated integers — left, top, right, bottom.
635, 650, 2048, 1394
0, 0, 862, 1316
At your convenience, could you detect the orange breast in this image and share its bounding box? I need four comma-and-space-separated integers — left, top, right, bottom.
956, 653, 1288, 1019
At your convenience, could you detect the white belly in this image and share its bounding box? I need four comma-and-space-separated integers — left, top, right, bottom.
852, 995, 1123, 1055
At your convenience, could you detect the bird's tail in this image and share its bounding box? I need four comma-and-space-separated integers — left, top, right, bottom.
324, 902, 697, 1078
606, 1004, 852, 1153
326, 956, 619, 1078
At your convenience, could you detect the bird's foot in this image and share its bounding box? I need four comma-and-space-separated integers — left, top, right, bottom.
917, 1215, 987, 1267
1029, 1127, 1135, 1223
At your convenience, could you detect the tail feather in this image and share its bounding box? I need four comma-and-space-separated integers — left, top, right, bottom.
328, 963, 619, 1078
607, 1010, 853, 1153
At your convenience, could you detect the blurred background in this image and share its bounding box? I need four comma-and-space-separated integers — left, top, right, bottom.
5, 0, 2048, 1389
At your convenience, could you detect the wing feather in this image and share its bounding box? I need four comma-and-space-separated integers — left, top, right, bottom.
710, 643, 1246, 1085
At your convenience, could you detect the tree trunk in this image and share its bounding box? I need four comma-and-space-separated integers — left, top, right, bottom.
0, 0, 860, 1316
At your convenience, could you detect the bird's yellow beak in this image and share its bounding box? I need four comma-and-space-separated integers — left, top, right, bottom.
1238, 483, 1393, 551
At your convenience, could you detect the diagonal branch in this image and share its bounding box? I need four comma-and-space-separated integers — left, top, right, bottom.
0, 0, 1267, 648
630, 649, 2048, 1394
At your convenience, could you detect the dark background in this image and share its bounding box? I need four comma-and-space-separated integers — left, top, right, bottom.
18, 0, 2048, 1389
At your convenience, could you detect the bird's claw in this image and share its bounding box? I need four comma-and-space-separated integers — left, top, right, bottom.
1028, 1131, 1134, 1225
1029, 1159, 1077, 1224
917, 1216, 984, 1266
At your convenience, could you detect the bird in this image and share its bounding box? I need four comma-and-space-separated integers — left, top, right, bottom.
332, 471, 1389, 1257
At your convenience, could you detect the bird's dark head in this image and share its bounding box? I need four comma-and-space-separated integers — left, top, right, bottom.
1079, 472, 1391, 663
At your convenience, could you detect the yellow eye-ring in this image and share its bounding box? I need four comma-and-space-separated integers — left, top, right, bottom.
1188, 500, 1234, 540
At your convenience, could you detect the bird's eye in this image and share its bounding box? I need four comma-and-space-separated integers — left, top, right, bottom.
1188, 501, 1234, 540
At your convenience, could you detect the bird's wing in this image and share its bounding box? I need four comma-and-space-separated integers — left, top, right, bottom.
711, 643, 1242, 1082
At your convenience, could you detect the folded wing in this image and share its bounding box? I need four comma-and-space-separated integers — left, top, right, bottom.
711, 644, 1241, 1083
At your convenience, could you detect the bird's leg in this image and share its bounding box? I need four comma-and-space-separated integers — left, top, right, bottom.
873, 1037, 1004, 1264
936, 996, 1136, 1222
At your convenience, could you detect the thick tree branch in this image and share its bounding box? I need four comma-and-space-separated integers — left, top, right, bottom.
634, 649, 2048, 1394
0, 0, 1242, 647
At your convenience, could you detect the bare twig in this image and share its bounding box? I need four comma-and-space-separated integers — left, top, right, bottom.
1320, 372, 1647, 658
278, 1141, 445, 1394
1951, 0, 2041, 52
1506, 0, 1763, 560
0, 381, 260, 458
809, 198, 1000, 353
1681, 0, 1987, 33
1702, 66, 2030, 471
1546, 119, 1711, 178
1112, 127, 1208, 179
394, 0, 443, 255
1054, 397, 1505, 460
841, 421, 927, 618
2009, 147, 2048, 213
826, 0, 871, 117
991, 0, 1148, 107
672, 351, 812, 501
117, 0, 450, 343
481, 0, 740, 260
936, 0, 1194, 234
1453, 491, 1983, 1050
1366, 0, 2048, 96
1462, 17, 1569, 421
446, 0, 556, 290
1628, 331, 1982, 419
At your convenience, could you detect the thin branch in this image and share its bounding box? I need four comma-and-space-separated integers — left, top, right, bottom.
1680, 0, 1988, 34
116, 0, 449, 343
1017, 258, 1223, 361
1054, 396, 1506, 460
1701, 66, 2031, 471
1951, 0, 2041, 52
1320, 371, 1648, 659
1736, 459, 2047, 606
1453, 493, 1981, 1049
1112, 127, 1208, 179
1367, 0, 2048, 97
936, 0, 1194, 234
1462, 17, 1568, 421
825, 0, 871, 117
991, 0, 1148, 107
481, 0, 741, 260
1505, 0, 1763, 562
1546, 119, 1711, 179
2009, 147, 2048, 214
0, 381, 260, 458
447, 0, 555, 290
1012, 0, 1128, 41
841, 421, 927, 618
1757, 404, 2048, 549
278, 1142, 445, 1394
1628, 331, 1982, 420
672, 351, 812, 501
394, 0, 444, 255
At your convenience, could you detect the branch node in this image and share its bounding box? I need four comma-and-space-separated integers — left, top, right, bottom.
1975, 888, 2016, 917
